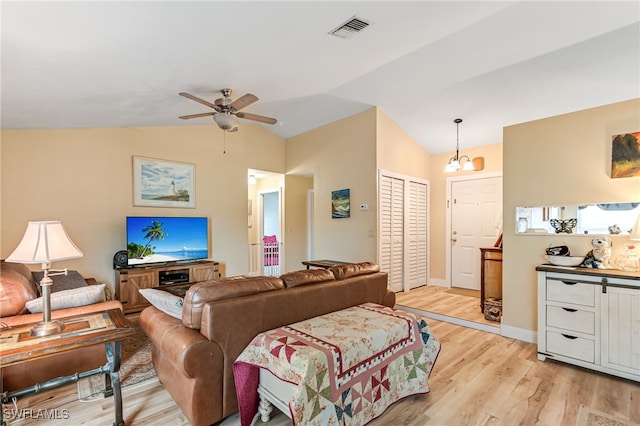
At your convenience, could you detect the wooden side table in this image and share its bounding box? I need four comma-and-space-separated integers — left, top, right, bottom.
0, 309, 134, 426
480, 247, 503, 313
301, 259, 346, 269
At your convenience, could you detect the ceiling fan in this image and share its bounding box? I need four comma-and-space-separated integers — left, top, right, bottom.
178, 88, 277, 132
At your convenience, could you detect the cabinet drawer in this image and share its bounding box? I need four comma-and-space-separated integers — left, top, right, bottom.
546, 331, 595, 363
546, 279, 595, 306
546, 306, 595, 335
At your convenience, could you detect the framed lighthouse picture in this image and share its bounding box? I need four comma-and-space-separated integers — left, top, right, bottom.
133, 156, 195, 208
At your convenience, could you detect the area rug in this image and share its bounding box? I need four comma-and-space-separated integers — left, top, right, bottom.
575, 404, 639, 426
77, 315, 155, 402
445, 288, 480, 298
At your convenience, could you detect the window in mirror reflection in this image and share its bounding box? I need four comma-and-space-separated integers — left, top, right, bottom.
516, 203, 640, 235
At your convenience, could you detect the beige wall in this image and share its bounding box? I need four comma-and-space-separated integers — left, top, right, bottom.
1, 124, 285, 290
283, 175, 313, 272
376, 109, 431, 180
503, 98, 640, 334
286, 108, 378, 262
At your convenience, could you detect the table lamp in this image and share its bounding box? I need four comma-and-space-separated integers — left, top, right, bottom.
6, 221, 83, 336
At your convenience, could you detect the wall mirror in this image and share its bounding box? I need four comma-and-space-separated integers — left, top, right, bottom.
515, 202, 640, 235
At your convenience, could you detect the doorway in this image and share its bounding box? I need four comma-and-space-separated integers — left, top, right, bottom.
449, 174, 503, 290
248, 170, 284, 275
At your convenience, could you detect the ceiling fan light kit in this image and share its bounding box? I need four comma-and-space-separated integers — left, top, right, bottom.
213, 113, 239, 131
444, 118, 479, 173
178, 88, 277, 132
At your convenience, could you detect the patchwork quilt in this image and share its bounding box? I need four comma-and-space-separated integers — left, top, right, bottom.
233, 303, 440, 426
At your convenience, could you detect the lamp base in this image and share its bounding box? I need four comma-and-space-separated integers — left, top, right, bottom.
29, 320, 65, 337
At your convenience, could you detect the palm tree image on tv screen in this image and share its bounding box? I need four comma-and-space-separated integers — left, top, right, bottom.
126, 217, 208, 266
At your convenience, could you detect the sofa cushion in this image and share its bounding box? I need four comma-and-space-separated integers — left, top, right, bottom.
139, 288, 183, 319
25, 284, 106, 313
182, 276, 284, 329
280, 269, 335, 288
32, 270, 88, 293
0, 265, 38, 316
329, 262, 380, 280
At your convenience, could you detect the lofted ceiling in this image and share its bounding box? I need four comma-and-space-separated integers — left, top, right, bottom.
1, 1, 638, 154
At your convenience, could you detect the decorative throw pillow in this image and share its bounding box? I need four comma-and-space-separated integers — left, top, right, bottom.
32, 270, 88, 293
138, 288, 183, 320
26, 284, 106, 313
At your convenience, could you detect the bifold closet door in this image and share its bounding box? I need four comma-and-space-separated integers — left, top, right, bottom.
379, 173, 428, 292
379, 175, 404, 292
406, 180, 428, 290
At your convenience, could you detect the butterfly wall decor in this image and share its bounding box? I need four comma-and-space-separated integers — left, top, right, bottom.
550, 218, 577, 234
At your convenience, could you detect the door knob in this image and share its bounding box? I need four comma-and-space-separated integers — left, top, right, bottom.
451, 238, 457, 243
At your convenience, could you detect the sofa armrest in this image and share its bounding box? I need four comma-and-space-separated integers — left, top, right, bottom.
140, 306, 225, 426
140, 307, 223, 379
383, 290, 396, 308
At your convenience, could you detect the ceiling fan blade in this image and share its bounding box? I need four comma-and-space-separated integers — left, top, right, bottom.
229, 93, 258, 112
236, 111, 277, 125
178, 112, 216, 120
179, 92, 217, 109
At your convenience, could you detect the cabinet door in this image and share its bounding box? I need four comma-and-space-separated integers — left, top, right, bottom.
601, 287, 640, 375
120, 272, 154, 312
191, 263, 216, 282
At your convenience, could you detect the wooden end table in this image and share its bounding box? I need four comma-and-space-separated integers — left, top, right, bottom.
0, 309, 135, 426
301, 259, 346, 269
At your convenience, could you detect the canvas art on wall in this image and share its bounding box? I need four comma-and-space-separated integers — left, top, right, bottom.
133, 156, 195, 208
331, 188, 350, 218
611, 132, 640, 178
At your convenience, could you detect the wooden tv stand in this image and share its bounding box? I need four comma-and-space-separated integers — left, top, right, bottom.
114, 260, 219, 313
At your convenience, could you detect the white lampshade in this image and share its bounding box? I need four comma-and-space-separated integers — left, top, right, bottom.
630, 214, 640, 241
213, 113, 239, 131
7, 221, 83, 264
462, 160, 475, 171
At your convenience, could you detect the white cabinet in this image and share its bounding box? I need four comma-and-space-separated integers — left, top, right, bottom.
537, 266, 640, 382
601, 285, 640, 375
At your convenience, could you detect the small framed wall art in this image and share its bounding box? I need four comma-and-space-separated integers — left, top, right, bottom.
611, 131, 640, 178
331, 188, 350, 218
133, 156, 195, 208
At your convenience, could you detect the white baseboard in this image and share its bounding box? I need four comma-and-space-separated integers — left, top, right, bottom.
395, 305, 501, 335
429, 278, 448, 287
500, 323, 537, 343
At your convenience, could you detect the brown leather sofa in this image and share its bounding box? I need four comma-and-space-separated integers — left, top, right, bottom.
140, 262, 395, 426
0, 261, 123, 391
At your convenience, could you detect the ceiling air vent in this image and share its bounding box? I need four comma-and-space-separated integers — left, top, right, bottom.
328, 16, 371, 39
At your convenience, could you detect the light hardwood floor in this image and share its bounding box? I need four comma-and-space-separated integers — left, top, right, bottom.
4, 318, 639, 426
395, 284, 500, 328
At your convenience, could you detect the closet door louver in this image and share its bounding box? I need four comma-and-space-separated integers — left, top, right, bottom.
406, 180, 428, 290
379, 175, 404, 292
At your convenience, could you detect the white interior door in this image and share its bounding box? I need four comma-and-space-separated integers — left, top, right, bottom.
450, 177, 502, 290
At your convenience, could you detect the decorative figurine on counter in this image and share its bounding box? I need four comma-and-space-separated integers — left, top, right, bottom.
581, 236, 613, 269
550, 218, 577, 234
608, 224, 621, 235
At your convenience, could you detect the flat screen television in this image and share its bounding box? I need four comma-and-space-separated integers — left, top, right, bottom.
126, 216, 209, 267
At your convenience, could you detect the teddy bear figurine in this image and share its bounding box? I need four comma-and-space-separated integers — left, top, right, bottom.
581, 236, 612, 269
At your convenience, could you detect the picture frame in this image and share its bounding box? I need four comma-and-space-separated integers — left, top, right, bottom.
133, 156, 195, 208
331, 188, 350, 219
611, 131, 640, 179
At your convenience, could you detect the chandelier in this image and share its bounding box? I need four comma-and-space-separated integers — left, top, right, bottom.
444, 118, 475, 172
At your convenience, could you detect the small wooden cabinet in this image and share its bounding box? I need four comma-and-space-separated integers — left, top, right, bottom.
537, 265, 639, 382
480, 247, 502, 312
114, 261, 220, 313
